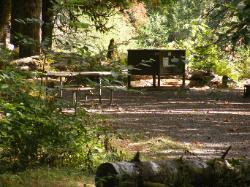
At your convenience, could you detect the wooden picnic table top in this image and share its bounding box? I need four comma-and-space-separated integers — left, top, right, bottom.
44, 71, 113, 77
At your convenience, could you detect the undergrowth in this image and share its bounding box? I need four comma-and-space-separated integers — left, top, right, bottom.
0, 61, 126, 174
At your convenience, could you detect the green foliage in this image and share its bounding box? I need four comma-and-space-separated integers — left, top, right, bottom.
178, 19, 228, 76
234, 47, 250, 80
134, 0, 249, 80
136, 12, 169, 47
190, 43, 235, 79
0, 49, 17, 69
0, 167, 95, 186
53, 0, 132, 36
39, 0, 250, 83
203, 159, 250, 187
137, 0, 212, 48
207, 0, 250, 47
0, 68, 123, 173
214, 59, 235, 78
52, 10, 134, 85
190, 45, 217, 73
170, 159, 250, 187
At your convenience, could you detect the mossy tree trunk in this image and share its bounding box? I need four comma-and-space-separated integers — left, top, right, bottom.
11, 0, 42, 58
0, 0, 11, 48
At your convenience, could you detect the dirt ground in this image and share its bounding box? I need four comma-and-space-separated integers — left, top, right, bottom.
82, 78, 250, 160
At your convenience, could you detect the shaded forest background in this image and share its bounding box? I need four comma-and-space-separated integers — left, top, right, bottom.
0, 0, 249, 79
0, 0, 250, 186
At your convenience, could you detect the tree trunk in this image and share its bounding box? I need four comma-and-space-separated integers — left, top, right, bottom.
0, 0, 11, 48
42, 0, 54, 49
11, 0, 42, 58
10, 0, 23, 47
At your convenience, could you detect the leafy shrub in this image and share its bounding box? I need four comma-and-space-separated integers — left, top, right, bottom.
0, 49, 17, 69
235, 47, 250, 80
190, 46, 216, 73
0, 68, 121, 173
214, 59, 235, 79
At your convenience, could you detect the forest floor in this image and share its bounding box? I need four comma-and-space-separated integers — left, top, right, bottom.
84, 78, 250, 160
2, 78, 249, 187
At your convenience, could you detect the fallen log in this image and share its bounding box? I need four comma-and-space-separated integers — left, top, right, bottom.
10, 55, 43, 71
95, 158, 208, 187
95, 157, 250, 187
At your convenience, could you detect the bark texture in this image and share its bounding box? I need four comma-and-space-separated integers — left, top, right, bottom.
42, 0, 54, 49
11, 0, 41, 57
95, 158, 250, 187
0, 0, 11, 48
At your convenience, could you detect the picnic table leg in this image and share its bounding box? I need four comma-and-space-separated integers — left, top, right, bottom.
153, 74, 156, 87
182, 64, 186, 88
73, 90, 78, 115
158, 74, 160, 87
60, 77, 63, 98
99, 77, 102, 104
45, 76, 48, 95
128, 74, 131, 88
109, 88, 113, 106
244, 85, 250, 97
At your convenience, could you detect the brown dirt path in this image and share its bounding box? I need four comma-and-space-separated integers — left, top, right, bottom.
84, 83, 250, 160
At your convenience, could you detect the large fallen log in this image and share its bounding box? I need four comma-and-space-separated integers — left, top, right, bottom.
10, 55, 43, 71
95, 158, 209, 187
95, 153, 250, 187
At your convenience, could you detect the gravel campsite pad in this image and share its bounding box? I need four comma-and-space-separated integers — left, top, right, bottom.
85, 79, 250, 160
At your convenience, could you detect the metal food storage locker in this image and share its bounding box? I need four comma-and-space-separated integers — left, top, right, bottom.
127, 49, 186, 87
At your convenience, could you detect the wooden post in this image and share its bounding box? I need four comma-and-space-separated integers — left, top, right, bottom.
109, 89, 114, 105
153, 74, 156, 87
158, 74, 161, 87
73, 90, 77, 115
182, 64, 186, 87
45, 76, 48, 95
99, 77, 102, 104
60, 77, 63, 98
244, 85, 250, 97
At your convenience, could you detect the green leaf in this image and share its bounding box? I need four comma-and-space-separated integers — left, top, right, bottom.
1, 84, 9, 89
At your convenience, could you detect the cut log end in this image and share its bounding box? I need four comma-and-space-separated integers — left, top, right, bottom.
95, 163, 118, 187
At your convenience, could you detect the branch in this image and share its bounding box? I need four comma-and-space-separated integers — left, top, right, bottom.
221, 145, 232, 160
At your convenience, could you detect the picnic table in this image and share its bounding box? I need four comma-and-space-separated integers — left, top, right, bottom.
42, 71, 113, 104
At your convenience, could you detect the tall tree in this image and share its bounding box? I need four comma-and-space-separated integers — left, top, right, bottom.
11, 0, 41, 57
10, 0, 24, 47
10, 0, 143, 56
0, 0, 11, 48
206, 0, 250, 48
42, 0, 54, 49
